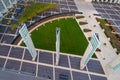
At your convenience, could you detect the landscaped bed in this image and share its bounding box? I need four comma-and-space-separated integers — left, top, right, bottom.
21, 18, 88, 56
11, 2, 57, 30
76, 16, 85, 19
98, 18, 120, 54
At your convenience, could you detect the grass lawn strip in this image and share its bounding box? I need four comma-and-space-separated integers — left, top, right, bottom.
22, 18, 88, 56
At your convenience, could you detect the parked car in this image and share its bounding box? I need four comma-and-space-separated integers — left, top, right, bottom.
24, 1, 28, 7
20, 5, 25, 10
13, 12, 18, 17
7, 19, 12, 25
16, 8, 22, 13
59, 74, 68, 80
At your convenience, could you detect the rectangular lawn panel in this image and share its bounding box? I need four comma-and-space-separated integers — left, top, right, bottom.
23, 18, 88, 56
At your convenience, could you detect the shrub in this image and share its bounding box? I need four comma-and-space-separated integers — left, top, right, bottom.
103, 43, 106, 46
96, 48, 101, 52
93, 25, 96, 27
96, 17, 100, 22
11, 24, 18, 30
116, 51, 119, 55
76, 16, 84, 19
79, 22, 88, 25
88, 37, 92, 41
83, 28, 91, 32
99, 18, 120, 53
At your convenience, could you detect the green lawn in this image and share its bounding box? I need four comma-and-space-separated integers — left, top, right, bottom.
22, 18, 88, 56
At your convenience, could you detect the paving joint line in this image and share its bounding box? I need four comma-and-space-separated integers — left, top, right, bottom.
68, 55, 73, 80
86, 65, 92, 80
35, 51, 39, 77
19, 48, 25, 72
2, 46, 12, 70
0, 25, 8, 43
52, 52, 55, 80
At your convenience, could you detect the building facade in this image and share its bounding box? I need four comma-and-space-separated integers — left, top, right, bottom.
0, 0, 17, 19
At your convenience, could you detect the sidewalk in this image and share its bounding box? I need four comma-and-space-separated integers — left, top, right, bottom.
74, 1, 119, 80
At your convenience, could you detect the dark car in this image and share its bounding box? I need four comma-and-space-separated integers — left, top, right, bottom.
16, 8, 22, 13
13, 12, 18, 17
59, 74, 68, 80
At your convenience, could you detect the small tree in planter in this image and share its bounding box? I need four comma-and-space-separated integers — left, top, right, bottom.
96, 17, 100, 22
11, 24, 19, 30
89, 15, 91, 18
116, 51, 119, 55
88, 37, 92, 41
103, 43, 106, 46
96, 48, 101, 52
93, 25, 96, 27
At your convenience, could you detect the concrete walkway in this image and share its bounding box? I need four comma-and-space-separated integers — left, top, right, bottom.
74, 1, 120, 80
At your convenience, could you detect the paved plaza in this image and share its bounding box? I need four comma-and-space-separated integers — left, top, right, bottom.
0, 0, 120, 80
0, 44, 107, 80
74, 0, 120, 80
